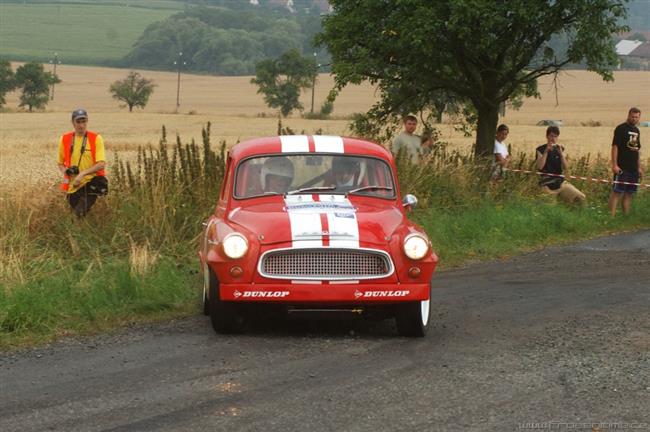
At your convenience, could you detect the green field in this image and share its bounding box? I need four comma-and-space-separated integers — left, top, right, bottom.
0, 0, 184, 64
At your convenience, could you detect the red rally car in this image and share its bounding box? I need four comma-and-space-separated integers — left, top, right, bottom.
198, 135, 439, 336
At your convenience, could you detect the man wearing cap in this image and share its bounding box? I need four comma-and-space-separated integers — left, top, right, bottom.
57, 109, 107, 216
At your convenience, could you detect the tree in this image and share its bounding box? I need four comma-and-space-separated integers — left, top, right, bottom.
251, 49, 317, 117
0, 58, 16, 108
317, 0, 628, 156
14, 62, 59, 112
121, 8, 316, 75
109, 71, 155, 112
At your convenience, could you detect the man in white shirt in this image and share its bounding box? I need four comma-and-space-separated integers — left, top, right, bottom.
392, 115, 421, 163
492, 124, 510, 181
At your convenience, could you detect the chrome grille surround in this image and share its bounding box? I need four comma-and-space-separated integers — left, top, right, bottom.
257, 247, 394, 280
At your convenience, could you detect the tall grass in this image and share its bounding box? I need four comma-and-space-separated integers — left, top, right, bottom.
0, 125, 648, 348
394, 142, 643, 209
111, 122, 226, 249
395, 143, 649, 265
0, 123, 225, 348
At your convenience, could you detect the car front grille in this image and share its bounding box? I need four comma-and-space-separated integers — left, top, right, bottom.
259, 248, 393, 280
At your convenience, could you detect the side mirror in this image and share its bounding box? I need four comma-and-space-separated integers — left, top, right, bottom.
402, 194, 418, 209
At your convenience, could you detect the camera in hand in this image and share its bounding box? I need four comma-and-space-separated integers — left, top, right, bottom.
65, 166, 79, 176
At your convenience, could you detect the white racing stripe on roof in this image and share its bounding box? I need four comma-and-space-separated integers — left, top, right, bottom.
313, 135, 344, 153
280, 135, 309, 153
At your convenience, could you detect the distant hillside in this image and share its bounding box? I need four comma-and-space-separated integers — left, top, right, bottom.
0, 0, 184, 64
0, 0, 325, 72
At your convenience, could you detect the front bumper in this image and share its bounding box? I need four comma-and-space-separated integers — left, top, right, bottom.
220, 282, 430, 303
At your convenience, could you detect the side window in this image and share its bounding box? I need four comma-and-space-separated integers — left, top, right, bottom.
235, 159, 264, 197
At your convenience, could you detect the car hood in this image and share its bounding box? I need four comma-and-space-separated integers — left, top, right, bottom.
227, 196, 404, 246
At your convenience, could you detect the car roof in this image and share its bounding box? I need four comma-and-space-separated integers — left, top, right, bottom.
229, 135, 393, 162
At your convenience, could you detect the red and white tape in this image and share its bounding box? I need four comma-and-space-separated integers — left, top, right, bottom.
503, 168, 649, 188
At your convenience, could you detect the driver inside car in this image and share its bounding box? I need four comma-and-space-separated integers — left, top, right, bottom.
261, 156, 294, 194
331, 157, 360, 191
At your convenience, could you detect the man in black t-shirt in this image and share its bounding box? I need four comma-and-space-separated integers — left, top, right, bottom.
535, 126, 586, 205
608, 107, 643, 216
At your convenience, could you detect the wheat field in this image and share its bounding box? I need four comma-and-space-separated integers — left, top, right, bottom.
0, 64, 648, 187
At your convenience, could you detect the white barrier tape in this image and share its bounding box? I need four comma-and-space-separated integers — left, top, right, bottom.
503, 168, 649, 188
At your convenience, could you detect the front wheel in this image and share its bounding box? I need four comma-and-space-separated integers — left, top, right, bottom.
395, 282, 432, 337
205, 265, 243, 334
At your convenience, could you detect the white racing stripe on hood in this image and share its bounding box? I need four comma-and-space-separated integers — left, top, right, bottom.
313, 135, 344, 153
285, 195, 359, 249
280, 135, 309, 153
285, 195, 322, 248
322, 195, 359, 248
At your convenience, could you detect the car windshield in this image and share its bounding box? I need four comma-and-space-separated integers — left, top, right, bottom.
234, 154, 396, 199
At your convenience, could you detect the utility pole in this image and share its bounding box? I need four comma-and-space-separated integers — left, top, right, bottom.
310, 52, 318, 114
49, 52, 61, 101
173, 52, 186, 112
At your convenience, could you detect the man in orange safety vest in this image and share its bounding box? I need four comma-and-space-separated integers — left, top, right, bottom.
57, 108, 107, 216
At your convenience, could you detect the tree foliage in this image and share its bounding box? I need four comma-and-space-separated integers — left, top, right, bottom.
14, 62, 59, 112
0, 58, 16, 108
317, 0, 629, 156
109, 71, 155, 112
123, 7, 324, 75
251, 49, 317, 117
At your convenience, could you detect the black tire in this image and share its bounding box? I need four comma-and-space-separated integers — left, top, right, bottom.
205, 265, 243, 334
395, 281, 432, 337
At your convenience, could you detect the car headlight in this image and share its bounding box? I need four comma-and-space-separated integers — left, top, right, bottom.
222, 233, 248, 259
403, 234, 429, 260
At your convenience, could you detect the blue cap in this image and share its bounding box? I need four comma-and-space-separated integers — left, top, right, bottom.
71, 108, 88, 120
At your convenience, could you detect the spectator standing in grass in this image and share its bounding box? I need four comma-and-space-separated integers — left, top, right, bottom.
535, 126, 586, 205
392, 114, 421, 163
608, 107, 643, 216
57, 109, 107, 217
492, 124, 510, 181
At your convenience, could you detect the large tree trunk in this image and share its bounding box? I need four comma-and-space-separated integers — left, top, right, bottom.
474, 104, 499, 157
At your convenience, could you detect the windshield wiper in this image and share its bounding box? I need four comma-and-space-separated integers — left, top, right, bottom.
246, 191, 284, 198
346, 185, 394, 196
286, 186, 336, 195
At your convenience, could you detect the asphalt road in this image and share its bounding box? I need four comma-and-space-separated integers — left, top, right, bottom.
1, 231, 649, 432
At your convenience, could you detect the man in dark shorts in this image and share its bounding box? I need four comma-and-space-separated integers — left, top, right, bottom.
608, 107, 643, 216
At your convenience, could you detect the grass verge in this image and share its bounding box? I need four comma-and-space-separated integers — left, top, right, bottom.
414, 196, 650, 267
0, 258, 196, 349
